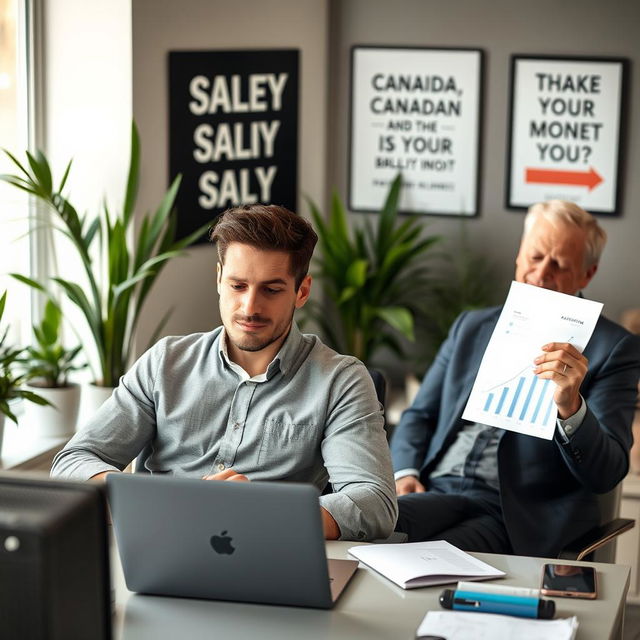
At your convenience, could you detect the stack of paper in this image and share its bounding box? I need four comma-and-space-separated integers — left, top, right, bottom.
347, 540, 505, 589
417, 611, 579, 640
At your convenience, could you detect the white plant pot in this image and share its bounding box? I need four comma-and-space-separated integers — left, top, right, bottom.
24, 383, 81, 438
78, 383, 116, 429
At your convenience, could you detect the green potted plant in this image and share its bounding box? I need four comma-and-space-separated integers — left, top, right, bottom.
305, 174, 440, 366
1, 122, 209, 414
397, 227, 500, 409
416, 227, 500, 372
20, 297, 86, 437
0, 291, 49, 451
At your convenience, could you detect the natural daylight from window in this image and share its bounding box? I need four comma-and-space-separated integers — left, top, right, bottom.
0, 0, 31, 345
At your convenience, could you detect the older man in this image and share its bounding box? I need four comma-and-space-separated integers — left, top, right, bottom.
391, 200, 640, 557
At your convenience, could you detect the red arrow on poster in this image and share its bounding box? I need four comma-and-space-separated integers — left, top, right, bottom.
525, 167, 603, 191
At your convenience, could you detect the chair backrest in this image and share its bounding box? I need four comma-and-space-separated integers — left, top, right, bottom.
367, 368, 387, 407
558, 480, 634, 562
598, 484, 622, 526
592, 483, 624, 563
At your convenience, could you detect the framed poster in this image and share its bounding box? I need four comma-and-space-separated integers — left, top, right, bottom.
169, 49, 299, 243
349, 46, 483, 217
507, 55, 627, 215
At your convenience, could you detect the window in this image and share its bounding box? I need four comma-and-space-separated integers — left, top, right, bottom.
0, 0, 33, 345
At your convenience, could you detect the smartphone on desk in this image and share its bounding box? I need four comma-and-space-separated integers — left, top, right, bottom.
540, 563, 597, 599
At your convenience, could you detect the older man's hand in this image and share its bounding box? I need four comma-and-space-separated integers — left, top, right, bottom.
534, 342, 588, 419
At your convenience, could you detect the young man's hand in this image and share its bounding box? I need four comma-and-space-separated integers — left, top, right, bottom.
395, 475, 426, 496
202, 468, 250, 482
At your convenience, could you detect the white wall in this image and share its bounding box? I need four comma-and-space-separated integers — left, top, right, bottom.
131, 0, 330, 347
41, 0, 132, 380
43, 0, 132, 211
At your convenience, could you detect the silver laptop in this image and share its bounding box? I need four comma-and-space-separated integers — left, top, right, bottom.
107, 474, 358, 609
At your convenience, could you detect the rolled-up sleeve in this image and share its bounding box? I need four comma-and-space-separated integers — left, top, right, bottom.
51, 341, 162, 480
318, 361, 398, 541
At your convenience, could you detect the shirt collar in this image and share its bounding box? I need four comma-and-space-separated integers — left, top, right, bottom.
217, 321, 303, 380
273, 321, 303, 376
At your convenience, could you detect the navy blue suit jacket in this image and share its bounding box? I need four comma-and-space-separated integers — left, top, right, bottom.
391, 306, 640, 557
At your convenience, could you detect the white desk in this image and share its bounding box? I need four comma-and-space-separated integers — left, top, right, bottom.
0, 418, 66, 471
112, 541, 630, 640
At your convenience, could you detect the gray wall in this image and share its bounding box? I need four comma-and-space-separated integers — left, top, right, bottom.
131, 0, 640, 376
328, 0, 640, 324
131, 0, 330, 347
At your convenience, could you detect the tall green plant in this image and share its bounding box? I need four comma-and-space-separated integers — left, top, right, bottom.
306, 175, 440, 364
0, 292, 49, 423
1, 122, 208, 386
415, 227, 499, 373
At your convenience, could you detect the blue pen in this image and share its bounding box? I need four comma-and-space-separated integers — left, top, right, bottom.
439, 588, 555, 619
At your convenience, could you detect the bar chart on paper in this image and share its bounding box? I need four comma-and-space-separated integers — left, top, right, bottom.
462, 281, 603, 440
478, 367, 556, 435
464, 355, 561, 439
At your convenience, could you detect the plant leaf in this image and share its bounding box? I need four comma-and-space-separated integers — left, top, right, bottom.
123, 122, 140, 226
376, 306, 415, 341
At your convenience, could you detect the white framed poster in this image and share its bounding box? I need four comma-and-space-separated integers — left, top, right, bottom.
507, 55, 627, 215
349, 46, 483, 217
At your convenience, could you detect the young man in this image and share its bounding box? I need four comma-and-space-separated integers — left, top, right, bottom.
52, 204, 397, 541
391, 200, 640, 557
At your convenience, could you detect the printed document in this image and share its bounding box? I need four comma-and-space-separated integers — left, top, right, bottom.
417, 611, 578, 640
347, 540, 504, 589
462, 281, 602, 439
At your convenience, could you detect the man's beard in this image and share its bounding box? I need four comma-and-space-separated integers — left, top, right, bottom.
233, 331, 284, 352
229, 313, 292, 352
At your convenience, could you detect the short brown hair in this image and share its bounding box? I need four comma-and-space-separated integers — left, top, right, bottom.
209, 204, 318, 289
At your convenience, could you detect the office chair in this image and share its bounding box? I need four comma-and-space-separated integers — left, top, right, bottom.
558, 483, 634, 562
562, 310, 640, 561
367, 368, 387, 408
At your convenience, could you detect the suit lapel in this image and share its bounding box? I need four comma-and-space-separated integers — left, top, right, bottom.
449, 314, 498, 428
429, 312, 502, 466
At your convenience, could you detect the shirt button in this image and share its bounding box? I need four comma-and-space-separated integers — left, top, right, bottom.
217, 463, 225, 471
233, 422, 240, 430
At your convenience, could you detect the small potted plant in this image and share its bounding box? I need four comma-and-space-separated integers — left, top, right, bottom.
21, 297, 86, 437
0, 291, 49, 451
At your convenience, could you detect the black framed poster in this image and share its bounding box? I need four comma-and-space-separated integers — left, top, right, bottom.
507, 55, 627, 215
169, 49, 299, 242
349, 46, 483, 217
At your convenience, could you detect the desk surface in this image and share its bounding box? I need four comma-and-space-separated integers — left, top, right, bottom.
112, 541, 630, 640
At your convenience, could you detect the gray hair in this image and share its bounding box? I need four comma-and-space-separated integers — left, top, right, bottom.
523, 200, 607, 268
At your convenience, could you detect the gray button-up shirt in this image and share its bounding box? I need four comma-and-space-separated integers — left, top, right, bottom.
51, 324, 398, 541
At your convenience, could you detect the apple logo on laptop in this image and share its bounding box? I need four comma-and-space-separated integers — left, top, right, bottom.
210, 530, 235, 555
